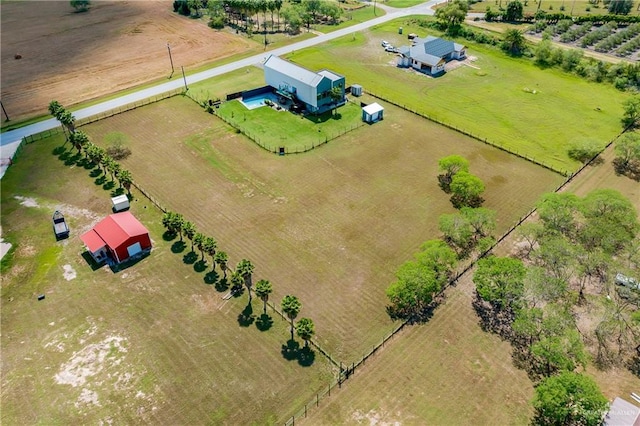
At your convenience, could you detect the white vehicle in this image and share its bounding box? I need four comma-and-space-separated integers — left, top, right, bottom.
381, 40, 390, 47
385, 45, 397, 53
615, 273, 640, 290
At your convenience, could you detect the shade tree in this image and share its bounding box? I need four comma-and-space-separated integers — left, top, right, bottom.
437, 155, 469, 192
473, 256, 526, 311
386, 260, 441, 321
532, 372, 607, 426
449, 171, 485, 208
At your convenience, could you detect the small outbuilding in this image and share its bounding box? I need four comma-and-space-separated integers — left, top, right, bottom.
362, 103, 384, 124
80, 211, 151, 265
111, 194, 130, 212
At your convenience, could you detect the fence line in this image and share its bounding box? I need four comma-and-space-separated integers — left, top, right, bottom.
365, 91, 570, 177
183, 92, 366, 155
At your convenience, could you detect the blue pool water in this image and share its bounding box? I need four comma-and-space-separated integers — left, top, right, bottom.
240, 92, 279, 110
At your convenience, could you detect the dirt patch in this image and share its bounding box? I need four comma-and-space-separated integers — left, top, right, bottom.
351, 409, 402, 425
14, 195, 39, 208
54, 335, 128, 387
63, 264, 77, 281
0, 1, 254, 122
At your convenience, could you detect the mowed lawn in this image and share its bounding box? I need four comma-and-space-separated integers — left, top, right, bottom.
0, 136, 334, 425
306, 277, 534, 425
285, 21, 629, 174
80, 95, 564, 364
216, 100, 363, 151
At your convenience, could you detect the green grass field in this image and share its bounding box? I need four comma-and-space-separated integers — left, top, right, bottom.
216, 100, 363, 151
284, 17, 629, 174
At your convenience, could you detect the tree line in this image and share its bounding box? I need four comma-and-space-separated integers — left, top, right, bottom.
48, 101, 134, 196
386, 155, 495, 322
472, 188, 639, 425
161, 210, 316, 350
173, 0, 344, 35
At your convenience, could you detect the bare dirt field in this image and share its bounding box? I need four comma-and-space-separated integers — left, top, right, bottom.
0, 1, 255, 122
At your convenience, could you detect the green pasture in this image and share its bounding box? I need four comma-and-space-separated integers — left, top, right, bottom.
285, 17, 629, 174
0, 135, 334, 425
216, 100, 363, 151
468, 0, 640, 16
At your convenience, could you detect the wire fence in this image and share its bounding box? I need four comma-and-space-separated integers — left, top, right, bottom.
365, 91, 572, 177
183, 91, 366, 155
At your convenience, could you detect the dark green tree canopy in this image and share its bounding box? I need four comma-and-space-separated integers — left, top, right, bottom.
532, 372, 607, 426
473, 256, 526, 310
386, 260, 441, 321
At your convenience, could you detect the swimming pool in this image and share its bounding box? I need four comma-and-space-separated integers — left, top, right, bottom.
239, 92, 279, 110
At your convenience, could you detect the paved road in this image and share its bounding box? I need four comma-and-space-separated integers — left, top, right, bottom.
0, 0, 445, 177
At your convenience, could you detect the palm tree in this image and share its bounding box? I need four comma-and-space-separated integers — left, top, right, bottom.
182, 220, 197, 251
274, 0, 282, 32
503, 29, 526, 56
236, 259, 255, 299
194, 232, 206, 261
295, 317, 315, 347
70, 130, 89, 153
48, 100, 63, 118
118, 169, 133, 196
58, 110, 76, 134
281, 295, 302, 340
162, 211, 176, 236
255, 279, 272, 314
230, 271, 244, 295
172, 213, 185, 241
214, 251, 229, 278
204, 237, 217, 269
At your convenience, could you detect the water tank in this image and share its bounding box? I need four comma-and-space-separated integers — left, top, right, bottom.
351, 84, 363, 97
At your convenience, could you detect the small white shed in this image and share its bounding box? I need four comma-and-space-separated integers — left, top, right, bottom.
362, 103, 384, 124
111, 194, 130, 212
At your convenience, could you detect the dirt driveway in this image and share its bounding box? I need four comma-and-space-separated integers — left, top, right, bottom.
1, 1, 254, 122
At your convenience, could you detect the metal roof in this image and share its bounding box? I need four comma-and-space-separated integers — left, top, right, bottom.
399, 36, 465, 66
81, 212, 149, 252
264, 55, 323, 87
317, 69, 343, 82
363, 102, 384, 115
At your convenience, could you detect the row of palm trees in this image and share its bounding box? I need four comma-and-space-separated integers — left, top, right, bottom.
48, 100, 134, 196
161, 210, 315, 346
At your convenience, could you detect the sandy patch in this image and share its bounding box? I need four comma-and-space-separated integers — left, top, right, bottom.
351, 409, 402, 426
75, 388, 101, 408
54, 335, 127, 387
14, 195, 39, 207
63, 264, 77, 281
0, 238, 11, 261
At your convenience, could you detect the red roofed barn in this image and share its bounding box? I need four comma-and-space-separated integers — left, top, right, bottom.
80, 212, 151, 264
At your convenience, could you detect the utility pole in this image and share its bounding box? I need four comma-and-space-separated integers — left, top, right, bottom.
167, 42, 175, 79
181, 66, 188, 91
0, 100, 9, 122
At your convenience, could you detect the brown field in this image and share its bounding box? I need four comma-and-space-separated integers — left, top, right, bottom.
305, 276, 534, 425
81, 94, 565, 363
0, 1, 256, 122
0, 135, 334, 425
